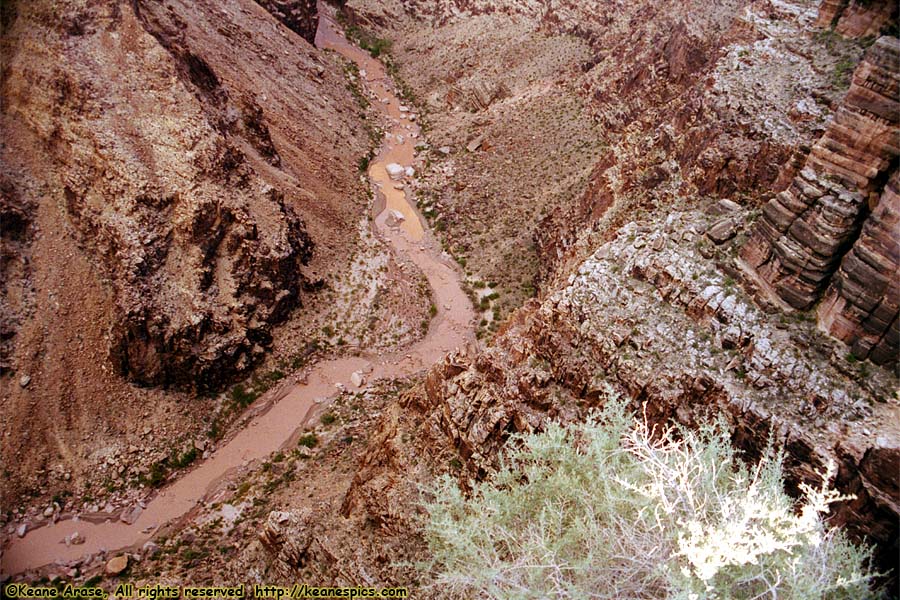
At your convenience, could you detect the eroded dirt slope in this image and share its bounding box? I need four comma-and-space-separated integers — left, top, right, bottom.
0, 0, 374, 508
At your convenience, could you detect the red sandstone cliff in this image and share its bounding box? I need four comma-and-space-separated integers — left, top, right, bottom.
816, 0, 898, 38
819, 170, 899, 365
739, 36, 899, 366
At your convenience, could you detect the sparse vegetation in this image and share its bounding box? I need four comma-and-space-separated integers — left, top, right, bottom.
297, 432, 319, 448
833, 57, 856, 90
170, 447, 198, 470
229, 383, 259, 408
421, 395, 879, 598
146, 462, 168, 489
343, 22, 393, 59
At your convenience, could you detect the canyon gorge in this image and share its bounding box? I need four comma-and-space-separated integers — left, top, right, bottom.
1, 0, 898, 597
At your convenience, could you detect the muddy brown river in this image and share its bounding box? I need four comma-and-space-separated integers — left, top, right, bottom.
1, 7, 475, 577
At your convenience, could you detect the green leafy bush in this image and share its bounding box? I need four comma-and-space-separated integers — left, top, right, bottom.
420, 396, 879, 599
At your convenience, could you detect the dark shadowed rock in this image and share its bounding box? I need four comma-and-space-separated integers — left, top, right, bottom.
253, 0, 319, 44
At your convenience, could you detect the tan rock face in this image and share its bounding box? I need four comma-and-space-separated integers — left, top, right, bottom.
739, 37, 899, 322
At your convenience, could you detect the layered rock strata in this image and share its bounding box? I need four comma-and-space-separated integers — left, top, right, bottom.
816, 0, 898, 38
346, 206, 900, 586
739, 37, 899, 340
818, 170, 899, 365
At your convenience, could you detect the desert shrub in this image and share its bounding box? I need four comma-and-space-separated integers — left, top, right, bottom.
833, 57, 857, 90
297, 433, 318, 448
170, 447, 198, 469
146, 462, 168, 489
420, 396, 879, 599
229, 383, 259, 408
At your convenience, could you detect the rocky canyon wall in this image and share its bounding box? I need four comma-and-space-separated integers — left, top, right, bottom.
739, 36, 898, 366
0, 0, 367, 390
343, 0, 867, 331
816, 0, 898, 38
335, 0, 900, 589
346, 206, 900, 587
390, 0, 866, 292
818, 170, 899, 365
0, 0, 370, 504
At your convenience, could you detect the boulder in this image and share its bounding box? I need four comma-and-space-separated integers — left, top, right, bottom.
466, 135, 485, 152
350, 371, 365, 388
385, 163, 405, 180
105, 555, 128, 576
385, 210, 406, 228
706, 218, 738, 244
142, 541, 160, 555
120, 505, 143, 525
65, 531, 85, 545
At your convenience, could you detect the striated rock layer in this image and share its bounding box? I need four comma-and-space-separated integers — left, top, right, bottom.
739, 36, 899, 359
819, 170, 900, 365
816, 0, 898, 38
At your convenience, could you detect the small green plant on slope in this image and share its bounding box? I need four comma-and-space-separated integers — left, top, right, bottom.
419, 395, 879, 599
